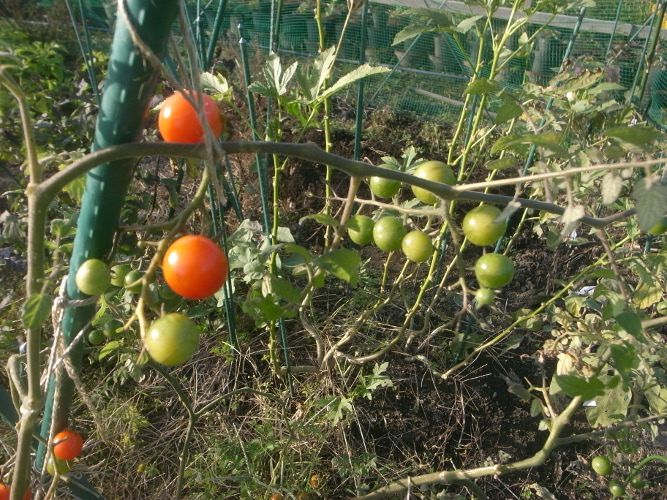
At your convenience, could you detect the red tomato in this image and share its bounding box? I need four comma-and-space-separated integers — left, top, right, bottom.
162, 235, 229, 300
158, 91, 224, 143
53, 429, 84, 461
0, 484, 31, 500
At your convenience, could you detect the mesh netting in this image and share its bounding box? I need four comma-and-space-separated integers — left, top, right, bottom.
66, 1, 667, 126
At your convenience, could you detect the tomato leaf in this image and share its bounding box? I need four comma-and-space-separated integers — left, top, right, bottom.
486, 156, 518, 170
615, 311, 645, 341
22, 293, 53, 330
601, 172, 623, 205
495, 101, 522, 125
299, 213, 340, 228
313, 249, 361, 287
631, 178, 667, 232
586, 374, 631, 427
465, 78, 501, 95
610, 342, 639, 379
98, 341, 121, 361
607, 125, 663, 153
553, 374, 605, 400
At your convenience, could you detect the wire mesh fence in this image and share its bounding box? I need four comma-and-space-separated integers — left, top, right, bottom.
24, 0, 667, 126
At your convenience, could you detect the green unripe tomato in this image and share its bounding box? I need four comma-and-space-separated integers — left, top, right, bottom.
628, 474, 646, 489
110, 264, 132, 287
474, 288, 496, 307
411, 161, 455, 205
159, 283, 178, 300
124, 270, 143, 294
46, 456, 72, 475
462, 205, 508, 246
474, 253, 515, 288
102, 319, 124, 339
373, 216, 406, 252
144, 313, 200, 366
656, 301, 667, 315
75, 259, 111, 296
608, 479, 625, 498
591, 456, 612, 476
401, 230, 434, 263
347, 215, 375, 246
370, 164, 401, 199
647, 217, 667, 235
87, 329, 105, 345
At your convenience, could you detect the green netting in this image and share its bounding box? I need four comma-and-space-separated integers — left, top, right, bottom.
23, 0, 667, 127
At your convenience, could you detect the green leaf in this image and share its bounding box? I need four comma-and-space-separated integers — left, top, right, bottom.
645, 385, 667, 414
296, 46, 336, 101
464, 78, 500, 95
495, 101, 522, 125
486, 156, 517, 170
22, 294, 53, 330
632, 283, 662, 309
610, 342, 639, 378
554, 374, 605, 400
316, 396, 353, 425
275, 226, 295, 243
456, 15, 483, 33
299, 213, 340, 227
99, 340, 121, 360
393, 23, 431, 46
313, 249, 361, 287
631, 179, 667, 232
200, 71, 231, 96
315, 65, 390, 103
248, 53, 297, 98
270, 276, 301, 304
607, 125, 663, 153
586, 374, 631, 427
615, 312, 643, 339
50, 218, 75, 238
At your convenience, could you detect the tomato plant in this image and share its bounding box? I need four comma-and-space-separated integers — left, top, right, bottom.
110, 264, 132, 287
372, 216, 406, 252
591, 456, 612, 476
123, 269, 143, 294
462, 204, 507, 247
369, 163, 401, 199
474, 253, 515, 288
143, 313, 200, 366
102, 319, 124, 339
163, 235, 229, 300
52, 429, 83, 461
410, 160, 455, 204
608, 479, 625, 498
401, 230, 434, 263
347, 214, 375, 245
87, 329, 105, 345
657, 301, 667, 315
158, 91, 224, 143
75, 258, 111, 296
474, 287, 496, 307
647, 216, 667, 235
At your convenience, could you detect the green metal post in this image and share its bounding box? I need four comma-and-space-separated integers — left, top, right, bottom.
37, 0, 180, 467
354, 2, 369, 161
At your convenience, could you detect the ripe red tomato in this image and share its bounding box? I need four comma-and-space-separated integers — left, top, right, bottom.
372, 216, 406, 252
474, 253, 515, 288
411, 161, 455, 205
462, 205, 507, 246
401, 230, 434, 263
75, 259, 111, 296
0, 484, 31, 500
370, 164, 401, 199
53, 429, 83, 461
162, 235, 229, 300
158, 91, 224, 143
144, 313, 200, 366
347, 214, 375, 245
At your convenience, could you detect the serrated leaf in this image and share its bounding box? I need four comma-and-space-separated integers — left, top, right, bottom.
632, 179, 667, 231
316, 396, 353, 425
607, 125, 663, 153
601, 172, 623, 205
486, 156, 518, 170
456, 15, 483, 33
99, 340, 121, 360
22, 294, 53, 330
313, 249, 361, 287
315, 65, 389, 103
200, 71, 231, 96
299, 213, 340, 227
464, 78, 500, 95
554, 374, 605, 400
270, 276, 301, 304
491, 134, 522, 155
393, 23, 431, 46
495, 101, 522, 124
610, 342, 639, 378
296, 46, 335, 101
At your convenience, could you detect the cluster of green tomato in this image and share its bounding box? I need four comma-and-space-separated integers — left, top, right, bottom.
347, 161, 515, 305
74, 235, 229, 367
590, 456, 648, 497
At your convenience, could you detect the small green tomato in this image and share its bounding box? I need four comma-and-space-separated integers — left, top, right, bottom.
75, 259, 111, 295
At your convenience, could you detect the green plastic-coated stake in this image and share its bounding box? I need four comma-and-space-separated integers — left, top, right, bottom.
37, 0, 180, 470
